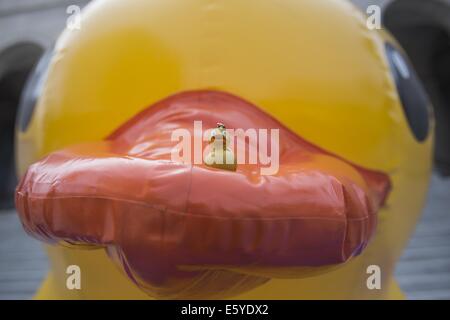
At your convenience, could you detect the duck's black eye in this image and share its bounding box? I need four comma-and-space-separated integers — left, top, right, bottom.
385, 42, 431, 142
17, 48, 53, 132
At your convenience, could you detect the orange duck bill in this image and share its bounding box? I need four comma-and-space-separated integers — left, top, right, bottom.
15, 90, 391, 298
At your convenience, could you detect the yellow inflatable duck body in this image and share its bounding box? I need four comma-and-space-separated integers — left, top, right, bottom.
15, 0, 433, 299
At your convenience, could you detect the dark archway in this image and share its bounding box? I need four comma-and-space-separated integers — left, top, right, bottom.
0, 42, 43, 209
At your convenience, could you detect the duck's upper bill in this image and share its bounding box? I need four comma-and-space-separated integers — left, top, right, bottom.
15, 90, 391, 298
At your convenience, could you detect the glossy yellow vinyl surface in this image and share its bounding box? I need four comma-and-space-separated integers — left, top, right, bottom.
15, 0, 433, 299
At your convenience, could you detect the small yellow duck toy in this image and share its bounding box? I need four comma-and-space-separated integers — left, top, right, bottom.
205, 122, 237, 172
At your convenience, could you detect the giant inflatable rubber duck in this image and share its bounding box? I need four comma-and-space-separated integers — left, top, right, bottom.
15, 0, 433, 299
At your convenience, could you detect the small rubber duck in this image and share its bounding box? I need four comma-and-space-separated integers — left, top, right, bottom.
205, 122, 237, 171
